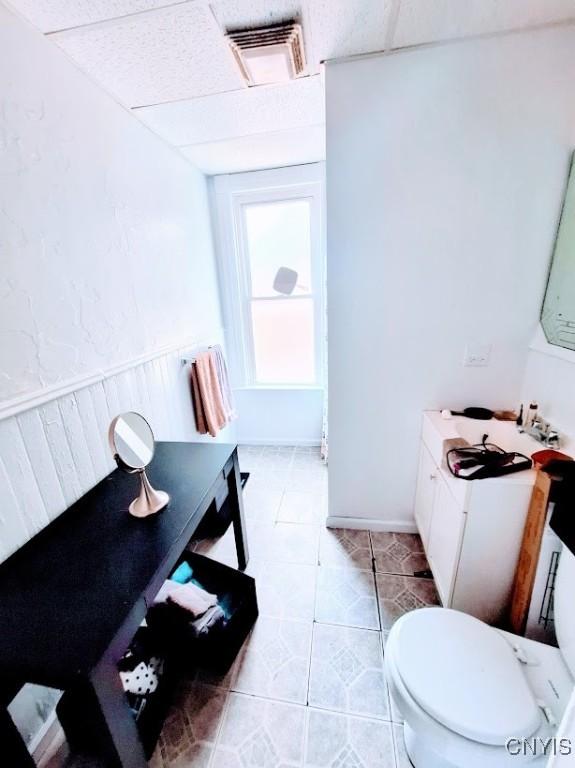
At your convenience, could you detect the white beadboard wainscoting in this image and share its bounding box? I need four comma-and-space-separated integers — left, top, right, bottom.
0, 338, 234, 567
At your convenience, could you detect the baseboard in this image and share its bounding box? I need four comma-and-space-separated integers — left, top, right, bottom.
31, 710, 65, 768
238, 438, 321, 447
326, 516, 418, 534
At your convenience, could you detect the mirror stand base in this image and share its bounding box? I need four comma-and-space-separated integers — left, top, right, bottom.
129, 470, 170, 518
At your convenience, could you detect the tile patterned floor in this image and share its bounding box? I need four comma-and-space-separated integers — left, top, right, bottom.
152, 445, 442, 768
371, 533, 430, 577
58, 445, 440, 768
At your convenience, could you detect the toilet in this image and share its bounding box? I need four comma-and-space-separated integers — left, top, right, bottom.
385, 545, 575, 768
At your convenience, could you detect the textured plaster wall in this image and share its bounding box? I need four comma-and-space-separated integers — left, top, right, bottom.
0, 2, 226, 749
0, 2, 222, 405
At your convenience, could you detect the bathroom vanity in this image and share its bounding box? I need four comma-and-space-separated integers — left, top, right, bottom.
415, 411, 541, 624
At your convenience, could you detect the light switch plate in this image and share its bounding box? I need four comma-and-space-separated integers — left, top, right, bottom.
464, 343, 491, 367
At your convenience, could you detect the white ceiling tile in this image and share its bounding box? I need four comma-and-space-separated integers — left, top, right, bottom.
52, 4, 245, 107
394, 0, 575, 49
179, 124, 325, 174
136, 74, 324, 145
307, 0, 396, 61
210, 0, 302, 30
5, 0, 176, 33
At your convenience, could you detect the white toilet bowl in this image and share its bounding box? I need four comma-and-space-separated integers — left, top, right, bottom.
385, 607, 574, 768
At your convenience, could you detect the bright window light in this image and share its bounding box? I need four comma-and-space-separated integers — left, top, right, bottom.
241, 197, 319, 386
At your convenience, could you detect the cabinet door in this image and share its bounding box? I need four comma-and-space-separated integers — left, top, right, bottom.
414, 443, 437, 550
427, 476, 466, 606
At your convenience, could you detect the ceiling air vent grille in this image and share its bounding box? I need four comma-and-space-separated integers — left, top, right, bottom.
226, 22, 306, 86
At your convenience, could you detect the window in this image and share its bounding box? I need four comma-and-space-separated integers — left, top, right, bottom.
215, 169, 325, 389
241, 199, 317, 385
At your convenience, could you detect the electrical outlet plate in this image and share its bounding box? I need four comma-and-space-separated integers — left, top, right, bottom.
464, 344, 491, 367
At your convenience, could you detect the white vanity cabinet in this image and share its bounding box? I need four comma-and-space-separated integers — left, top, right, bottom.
414, 412, 536, 624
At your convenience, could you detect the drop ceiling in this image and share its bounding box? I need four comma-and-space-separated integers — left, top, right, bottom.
7, 0, 575, 175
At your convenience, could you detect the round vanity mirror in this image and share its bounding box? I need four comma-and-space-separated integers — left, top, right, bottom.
109, 411, 155, 470
108, 412, 169, 518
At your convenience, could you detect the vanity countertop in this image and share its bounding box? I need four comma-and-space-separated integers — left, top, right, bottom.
422, 411, 541, 487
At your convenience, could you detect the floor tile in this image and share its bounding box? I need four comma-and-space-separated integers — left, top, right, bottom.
388, 686, 404, 724
153, 682, 227, 768
289, 467, 328, 493
191, 529, 239, 569
211, 693, 305, 768
375, 574, 441, 629
305, 708, 395, 768
314, 566, 379, 630
371, 532, 429, 576
248, 469, 292, 490
242, 486, 283, 524
262, 445, 296, 457
252, 561, 317, 621
237, 449, 262, 471
277, 490, 327, 525
268, 523, 320, 565
232, 616, 313, 704
193, 523, 274, 571
291, 452, 323, 470
393, 724, 413, 767
319, 528, 373, 570
148, 752, 163, 768
308, 623, 389, 720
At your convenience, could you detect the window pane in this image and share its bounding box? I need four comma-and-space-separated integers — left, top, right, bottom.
251, 298, 316, 384
244, 199, 312, 297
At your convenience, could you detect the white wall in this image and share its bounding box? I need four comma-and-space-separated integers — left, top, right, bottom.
521, 330, 575, 444
0, 2, 230, 747
327, 25, 575, 530
234, 388, 324, 445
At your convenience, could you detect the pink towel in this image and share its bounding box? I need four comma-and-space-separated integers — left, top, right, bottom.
153, 580, 217, 618
190, 363, 207, 435
193, 350, 228, 437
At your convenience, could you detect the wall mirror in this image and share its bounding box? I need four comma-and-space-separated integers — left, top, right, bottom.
541, 154, 575, 351
108, 412, 169, 518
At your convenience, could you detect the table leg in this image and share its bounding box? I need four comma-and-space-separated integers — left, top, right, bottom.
58, 666, 147, 768
228, 449, 249, 571
0, 707, 36, 767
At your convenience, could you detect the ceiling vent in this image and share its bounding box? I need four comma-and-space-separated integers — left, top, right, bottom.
226, 22, 306, 86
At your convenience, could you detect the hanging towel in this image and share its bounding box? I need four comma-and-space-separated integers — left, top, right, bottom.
190, 364, 207, 435
212, 344, 237, 422
193, 350, 228, 437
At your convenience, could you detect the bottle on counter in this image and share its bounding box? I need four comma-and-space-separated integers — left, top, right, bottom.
525, 402, 538, 430
516, 404, 524, 428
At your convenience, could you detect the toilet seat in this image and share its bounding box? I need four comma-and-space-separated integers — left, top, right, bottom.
385, 608, 558, 767
393, 608, 541, 746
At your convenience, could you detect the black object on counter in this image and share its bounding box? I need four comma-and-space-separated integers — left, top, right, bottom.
446, 436, 532, 480
548, 460, 575, 556
451, 407, 494, 420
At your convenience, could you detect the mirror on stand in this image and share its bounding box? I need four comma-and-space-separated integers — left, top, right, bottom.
108, 412, 169, 518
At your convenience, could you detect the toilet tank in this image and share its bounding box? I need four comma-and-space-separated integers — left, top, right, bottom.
554, 546, 575, 677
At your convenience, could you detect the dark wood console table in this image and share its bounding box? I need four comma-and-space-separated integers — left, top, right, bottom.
0, 442, 249, 767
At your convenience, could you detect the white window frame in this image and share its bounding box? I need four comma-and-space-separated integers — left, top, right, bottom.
213, 165, 325, 390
